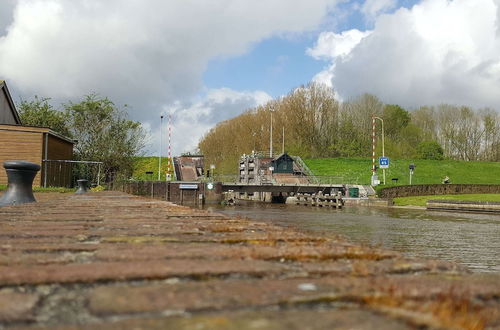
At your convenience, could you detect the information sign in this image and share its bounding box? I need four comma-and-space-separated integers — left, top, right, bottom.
379, 157, 389, 169
179, 184, 198, 190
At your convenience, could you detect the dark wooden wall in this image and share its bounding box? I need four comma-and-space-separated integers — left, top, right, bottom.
42, 134, 74, 187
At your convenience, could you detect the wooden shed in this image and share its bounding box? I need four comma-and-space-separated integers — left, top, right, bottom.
0, 80, 74, 187
0, 125, 74, 186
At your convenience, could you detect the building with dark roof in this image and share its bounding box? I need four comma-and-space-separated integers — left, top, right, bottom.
0, 80, 21, 125
0, 80, 74, 186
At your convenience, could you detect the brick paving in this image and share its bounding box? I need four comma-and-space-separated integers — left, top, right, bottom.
0, 191, 499, 329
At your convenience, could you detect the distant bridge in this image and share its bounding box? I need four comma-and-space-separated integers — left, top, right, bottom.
221, 183, 345, 194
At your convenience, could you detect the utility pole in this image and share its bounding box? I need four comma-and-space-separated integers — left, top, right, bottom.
269, 106, 274, 158
282, 126, 285, 154
158, 115, 163, 180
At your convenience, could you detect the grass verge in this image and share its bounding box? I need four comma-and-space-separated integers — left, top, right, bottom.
393, 194, 500, 207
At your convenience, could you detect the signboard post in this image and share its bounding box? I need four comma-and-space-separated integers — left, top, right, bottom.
379, 157, 389, 185
379, 157, 389, 168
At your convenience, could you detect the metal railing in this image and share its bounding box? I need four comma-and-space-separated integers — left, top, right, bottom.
42, 160, 103, 188
291, 156, 319, 184
206, 174, 352, 185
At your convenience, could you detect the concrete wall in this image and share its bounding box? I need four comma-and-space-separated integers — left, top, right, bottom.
118, 181, 223, 205
379, 184, 500, 198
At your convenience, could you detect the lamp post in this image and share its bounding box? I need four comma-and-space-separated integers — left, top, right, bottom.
373, 116, 386, 185
269, 106, 275, 158
158, 115, 163, 180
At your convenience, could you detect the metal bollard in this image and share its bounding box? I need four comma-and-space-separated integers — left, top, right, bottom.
0, 161, 41, 207
75, 179, 89, 194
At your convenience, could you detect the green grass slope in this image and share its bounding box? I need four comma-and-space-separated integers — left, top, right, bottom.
304, 158, 500, 186
132, 156, 174, 181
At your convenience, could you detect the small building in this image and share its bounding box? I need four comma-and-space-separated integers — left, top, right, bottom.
174, 154, 204, 181
271, 153, 294, 174
239, 152, 273, 184
0, 80, 74, 187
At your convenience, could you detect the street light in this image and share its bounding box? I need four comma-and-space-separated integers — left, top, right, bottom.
373, 116, 386, 185
158, 115, 164, 180
269, 106, 275, 158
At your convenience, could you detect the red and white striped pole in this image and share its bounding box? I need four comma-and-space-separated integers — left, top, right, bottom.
372, 116, 376, 176
167, 113, 173, 180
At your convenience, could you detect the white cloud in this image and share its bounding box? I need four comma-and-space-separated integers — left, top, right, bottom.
0, 0, 17, 34
361, 0, 398, 20
307, 29, 372, 60
0, 0, 338, 154
311, 0, 500, 110
150, 88, 272, 156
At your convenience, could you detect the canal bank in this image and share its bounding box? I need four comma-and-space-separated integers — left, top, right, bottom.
0, 191, 499, 329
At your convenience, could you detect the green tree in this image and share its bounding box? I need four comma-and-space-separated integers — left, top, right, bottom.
383, 104, 410, 138
416, 141, 444, 160
17, 96, 72, 137
64, 95, 146, 182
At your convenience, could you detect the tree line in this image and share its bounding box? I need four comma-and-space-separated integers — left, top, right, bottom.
199, 82, 500, 173
18, 95, 145, 183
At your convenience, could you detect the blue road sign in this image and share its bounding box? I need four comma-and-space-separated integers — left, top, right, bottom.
379, 156, 389, 169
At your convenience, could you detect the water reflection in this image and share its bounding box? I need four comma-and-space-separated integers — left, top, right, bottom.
208, 203, 500, 273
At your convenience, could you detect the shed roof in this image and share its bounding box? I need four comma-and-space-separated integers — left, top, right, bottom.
0, 124, 75, 144
0, 80, 22, 125
273, 152, 293, 161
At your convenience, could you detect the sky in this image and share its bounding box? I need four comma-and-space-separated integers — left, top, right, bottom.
0, 0, 499, 156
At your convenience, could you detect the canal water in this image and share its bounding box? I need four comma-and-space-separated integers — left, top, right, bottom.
208, 203, 500, 273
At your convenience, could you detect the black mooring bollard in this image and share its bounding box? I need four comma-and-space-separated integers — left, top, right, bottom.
75, 179, 89, 194
0, 161, 41, 207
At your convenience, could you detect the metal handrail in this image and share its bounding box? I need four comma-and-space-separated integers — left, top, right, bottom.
291, 156, 319, 184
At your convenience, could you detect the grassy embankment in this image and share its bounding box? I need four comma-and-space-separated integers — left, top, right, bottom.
305, 158, 500, 206
304, 157, 500, 185
132, 156, 174, 181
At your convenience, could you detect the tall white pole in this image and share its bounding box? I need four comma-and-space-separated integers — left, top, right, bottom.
282, 126, 285, 154
158, 115, 163, 180
269, 108, 274, 158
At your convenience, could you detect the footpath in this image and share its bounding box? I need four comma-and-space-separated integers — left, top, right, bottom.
0, 191, 499, 329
